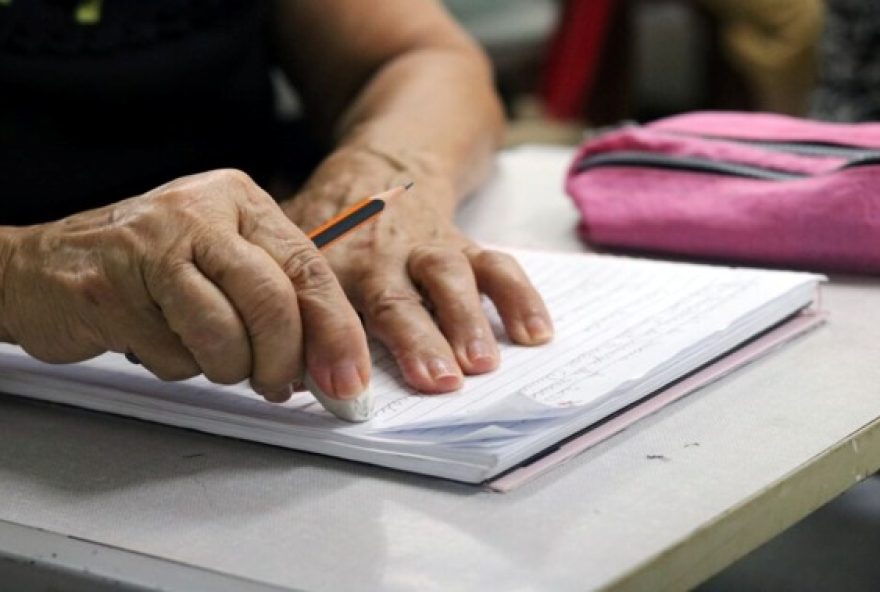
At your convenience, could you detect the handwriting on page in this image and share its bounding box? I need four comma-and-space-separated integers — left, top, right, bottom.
515, 277, 748, 407
367, 252, 766, 430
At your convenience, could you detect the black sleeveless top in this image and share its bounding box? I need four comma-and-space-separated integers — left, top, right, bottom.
0, 0, 277, 225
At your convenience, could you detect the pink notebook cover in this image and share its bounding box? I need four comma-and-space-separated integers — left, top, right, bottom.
487, 303, 827, 493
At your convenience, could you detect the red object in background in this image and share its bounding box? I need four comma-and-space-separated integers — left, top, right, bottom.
540, 0, 615, 121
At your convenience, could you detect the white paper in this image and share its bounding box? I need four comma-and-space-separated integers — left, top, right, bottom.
364, 250, 819, 433
0, 249, 821, 457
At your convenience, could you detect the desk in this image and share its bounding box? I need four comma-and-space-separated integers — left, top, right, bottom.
1, 146, 879, 591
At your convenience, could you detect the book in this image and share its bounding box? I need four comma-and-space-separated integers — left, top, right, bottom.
0, 248, 822, 484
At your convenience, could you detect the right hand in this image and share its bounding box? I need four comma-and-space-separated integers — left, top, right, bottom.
0, 169, 371, 403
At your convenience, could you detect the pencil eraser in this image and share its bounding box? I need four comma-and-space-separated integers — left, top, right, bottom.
303, 371, 374, 423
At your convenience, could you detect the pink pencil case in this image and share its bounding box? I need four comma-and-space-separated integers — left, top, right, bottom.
565, 111, 880, 273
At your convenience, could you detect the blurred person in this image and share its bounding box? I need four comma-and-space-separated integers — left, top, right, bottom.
698, 0, 824, 116
0, 0, 553, 404
811, 0, 880, 121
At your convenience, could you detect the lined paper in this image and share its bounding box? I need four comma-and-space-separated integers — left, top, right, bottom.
0, 249, 820, 454
365, 250, 817, 433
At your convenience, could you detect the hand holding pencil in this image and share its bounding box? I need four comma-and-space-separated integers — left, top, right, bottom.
283, 170, 553, 397
118, 177, 410, 422
4, 169, 373, 420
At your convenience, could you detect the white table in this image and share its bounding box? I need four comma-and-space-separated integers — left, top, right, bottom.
1, 146, 879, 591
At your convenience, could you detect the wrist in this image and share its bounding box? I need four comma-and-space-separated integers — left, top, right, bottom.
337, 110, 500, 196
338, 125, 457, 184
282, 143, 458, 229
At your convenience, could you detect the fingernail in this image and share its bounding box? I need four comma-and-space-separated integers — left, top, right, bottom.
260, 383, 293, 403
304, 371, 373, 423
466, 339, 494, 365
525, 315, 553, 343
428, 358, 457, 380
427, 358, 461, 389
331, 362, 366, 400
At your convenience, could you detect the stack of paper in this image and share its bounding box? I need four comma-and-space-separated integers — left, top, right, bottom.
0, 249, 822, 483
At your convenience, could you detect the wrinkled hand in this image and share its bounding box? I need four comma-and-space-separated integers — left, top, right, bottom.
283, 154, 553, 393
2, 169, 370, 402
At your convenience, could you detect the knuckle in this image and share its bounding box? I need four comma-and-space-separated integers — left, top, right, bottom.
474, 249, 516, 273
365, 285, 424, 322
151, 184, 202, 214
211, 168, 254, 188
154, 169, 258, 215
281, 248, 337, 294
435, 292, 476, 320
409, 246, 463, 276
244, 278, 298, 337
474, 250, 529, 287
212, 169, 270, 209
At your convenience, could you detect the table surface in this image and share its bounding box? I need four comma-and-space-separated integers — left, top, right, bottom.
1, 146, 879, 592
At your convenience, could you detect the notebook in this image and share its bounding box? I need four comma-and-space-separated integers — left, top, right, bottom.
0, 248, 823, 484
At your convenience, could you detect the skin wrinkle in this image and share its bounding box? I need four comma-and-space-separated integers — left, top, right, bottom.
145, 260, 247, 384
0, 2, 551, 403
1, 170, 369, 400
358, 144, 411, 175
7, 244, 98, 363
363, 286, 425, 326
278, 248, 337, 297
171, 299, 229, 356
242, 285, 298, 343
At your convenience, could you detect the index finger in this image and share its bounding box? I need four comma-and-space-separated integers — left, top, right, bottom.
238, 197, 372, 401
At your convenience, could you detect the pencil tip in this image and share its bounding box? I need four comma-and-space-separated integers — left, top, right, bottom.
404, 181, 414, 191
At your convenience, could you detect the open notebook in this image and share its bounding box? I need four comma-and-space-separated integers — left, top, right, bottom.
0, 249, 822, 484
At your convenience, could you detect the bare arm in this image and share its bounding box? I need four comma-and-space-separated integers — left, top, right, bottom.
271, 0, 504, 203
272, 1, 552, 394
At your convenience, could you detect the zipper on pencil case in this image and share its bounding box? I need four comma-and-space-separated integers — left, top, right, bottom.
574, 151, 806, 180
652, 126, 880, 160
726, 139, 880, 160
574, 151, 880, 180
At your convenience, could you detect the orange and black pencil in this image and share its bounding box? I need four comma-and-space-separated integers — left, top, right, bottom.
308, 182, 413, 249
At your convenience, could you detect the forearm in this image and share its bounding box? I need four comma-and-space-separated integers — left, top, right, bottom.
271, 1, 505, 219
332, 45, 505, 207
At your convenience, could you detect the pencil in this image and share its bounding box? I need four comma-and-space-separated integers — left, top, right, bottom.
303, 181, 414, 421
308, 182, 413, 249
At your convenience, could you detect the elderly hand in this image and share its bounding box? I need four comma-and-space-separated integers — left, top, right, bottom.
282, 150, 553, 394
0, 169, 370, 403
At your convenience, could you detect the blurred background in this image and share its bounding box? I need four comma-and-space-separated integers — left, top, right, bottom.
440, 1, 880, 590
442, 0, 874, 144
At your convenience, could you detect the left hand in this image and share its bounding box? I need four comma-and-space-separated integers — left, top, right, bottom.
281, 149, 553, 394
